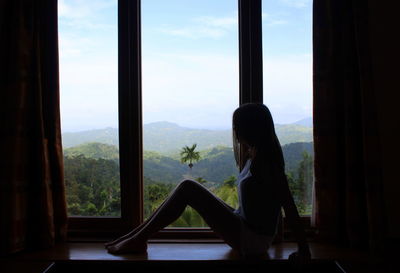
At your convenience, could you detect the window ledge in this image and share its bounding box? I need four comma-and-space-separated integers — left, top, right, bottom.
5, 242, 367, 261
1, 242, 372, 273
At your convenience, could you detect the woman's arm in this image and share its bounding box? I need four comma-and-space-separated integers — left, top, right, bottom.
278, 172, 311, 257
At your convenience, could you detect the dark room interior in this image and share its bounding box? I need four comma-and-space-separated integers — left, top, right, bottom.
1, 0, 399, 272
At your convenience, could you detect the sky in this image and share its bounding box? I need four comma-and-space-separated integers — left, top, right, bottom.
58, 0, 312, 132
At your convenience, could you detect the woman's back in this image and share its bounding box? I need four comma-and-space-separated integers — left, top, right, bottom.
235, 159, 281, 237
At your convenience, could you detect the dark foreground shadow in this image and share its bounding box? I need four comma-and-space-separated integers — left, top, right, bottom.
43, 259, 346, 273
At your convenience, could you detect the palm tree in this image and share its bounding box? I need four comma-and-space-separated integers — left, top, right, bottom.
195, 177, 207, 185
180, 144, 201, 169
223, 175, 237, 188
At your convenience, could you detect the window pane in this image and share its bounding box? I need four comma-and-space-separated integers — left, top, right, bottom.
142, 0, 239, 227
262, 0, 313, 215
58, 0, 120, 216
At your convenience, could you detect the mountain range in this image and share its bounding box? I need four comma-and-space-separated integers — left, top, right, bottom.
62, 119, 313, 153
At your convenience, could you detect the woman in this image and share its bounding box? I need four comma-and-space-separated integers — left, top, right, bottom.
105, 103, 311, 260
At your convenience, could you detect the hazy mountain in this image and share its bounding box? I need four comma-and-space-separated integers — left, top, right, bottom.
275, 124, 312, 145
293, 117, 313, 127
143, 122, 232, 154
63, 142, 119, 161
62, 120, 313, 152
62, 127, 118, 148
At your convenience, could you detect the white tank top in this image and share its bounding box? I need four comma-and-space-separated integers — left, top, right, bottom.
234, 159, 252, 219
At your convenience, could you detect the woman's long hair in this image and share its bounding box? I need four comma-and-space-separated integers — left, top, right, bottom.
232, 103, 285, 182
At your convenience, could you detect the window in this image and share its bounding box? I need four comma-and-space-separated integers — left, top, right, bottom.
262, 0, 313, 216
141, 0, 239, 228
59, 0, 120, 218
59, 0, 312, 238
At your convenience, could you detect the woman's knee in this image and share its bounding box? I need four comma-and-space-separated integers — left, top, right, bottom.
177, 179, 198, 190
176, 179, 206, 196
171, 180, 197, 203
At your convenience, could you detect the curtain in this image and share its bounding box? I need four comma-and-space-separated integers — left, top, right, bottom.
0, 0, 67, 255
312, 0, 386, 254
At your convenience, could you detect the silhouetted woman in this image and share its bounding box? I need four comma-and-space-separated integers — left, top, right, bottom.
105, 103, 311, 259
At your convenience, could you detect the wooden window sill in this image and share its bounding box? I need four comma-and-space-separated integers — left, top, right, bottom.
4, 242, 367, 261
1, 242, 375, 273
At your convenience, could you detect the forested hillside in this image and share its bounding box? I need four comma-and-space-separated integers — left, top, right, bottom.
63, 155, 120, 216
282, 142, 313, 172
64, 142, 313, 184
63, 140, 314, 220
64, 142, 119, 161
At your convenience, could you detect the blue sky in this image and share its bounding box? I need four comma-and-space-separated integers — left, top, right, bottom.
58, 0, 312, 132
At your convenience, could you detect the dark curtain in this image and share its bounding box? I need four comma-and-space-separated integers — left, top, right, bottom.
0, 0, 67, 255
313, 0, 386, 254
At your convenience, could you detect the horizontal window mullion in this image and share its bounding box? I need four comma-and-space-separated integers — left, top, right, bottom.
68, 217, 126, 238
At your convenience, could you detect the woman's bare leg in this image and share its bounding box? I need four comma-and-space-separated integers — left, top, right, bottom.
106, 180, 236, 248
105, 198, 169, 247
107, 180, 242, 254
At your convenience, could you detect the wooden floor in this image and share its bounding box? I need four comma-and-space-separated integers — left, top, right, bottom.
1, 242, 397, 273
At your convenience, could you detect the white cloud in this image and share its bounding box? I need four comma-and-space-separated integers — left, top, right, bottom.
262, 12, 288, 26
58, 0, 116, 30
279, 0, 312, 9
58, 0, 118, 131
194, 15, 237, 29
58, 0, 115, 19
141, 52, 239, 129
58, 3, 312, 130
59, 47, 118, 131
141, 51, 312, 128
158, 14, 237, 39
263, 54, 313, 123
59, 35, 94, 58
159, 26, 227, 39
60, 51, 313, 130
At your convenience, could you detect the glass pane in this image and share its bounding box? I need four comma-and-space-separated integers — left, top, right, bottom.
58, 0, 120, 216
142, 0, 239, 227
262, 0, 313, 215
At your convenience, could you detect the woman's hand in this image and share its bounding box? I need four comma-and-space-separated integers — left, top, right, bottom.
288, 246, 311, 268
279, 173, 311, 268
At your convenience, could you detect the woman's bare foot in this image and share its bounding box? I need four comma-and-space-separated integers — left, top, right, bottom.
107, 236, 148, 254
104, 229, 138, 248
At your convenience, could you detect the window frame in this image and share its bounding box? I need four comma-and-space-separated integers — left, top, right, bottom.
67, 0, 312, 241
68, 0, 142, 238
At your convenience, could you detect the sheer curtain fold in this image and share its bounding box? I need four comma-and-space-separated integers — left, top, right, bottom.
313, 0, 386, 254
0, 0, 67, 255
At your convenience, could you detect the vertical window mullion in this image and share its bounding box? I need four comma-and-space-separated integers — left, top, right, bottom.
238, 0, 263, 104
118, 0, 143, 232
238, 0, 263, 170
238, 0, 287, 243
